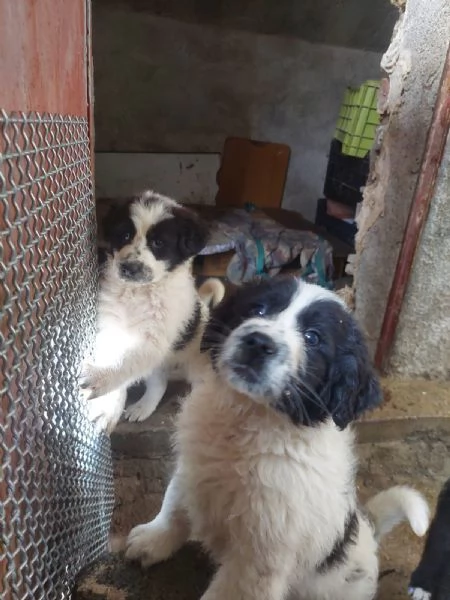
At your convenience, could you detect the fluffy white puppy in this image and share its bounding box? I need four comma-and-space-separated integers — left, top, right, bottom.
126, 276, 429, 600
81, 190, 224, 433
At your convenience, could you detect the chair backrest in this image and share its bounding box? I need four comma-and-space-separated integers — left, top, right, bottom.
215, 137, 291, 209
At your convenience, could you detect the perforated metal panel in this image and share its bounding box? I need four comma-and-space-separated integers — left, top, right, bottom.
0, 110, 114, 600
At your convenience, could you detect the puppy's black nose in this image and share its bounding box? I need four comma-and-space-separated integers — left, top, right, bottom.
119, 261, 142, 278
241, 332, 277, 357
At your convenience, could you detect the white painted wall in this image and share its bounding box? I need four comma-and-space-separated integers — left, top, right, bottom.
95, 153, 220, 204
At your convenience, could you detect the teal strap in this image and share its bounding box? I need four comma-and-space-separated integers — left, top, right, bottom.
254, 238, 265, 275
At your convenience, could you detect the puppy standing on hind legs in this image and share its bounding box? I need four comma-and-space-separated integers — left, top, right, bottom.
126, 276, 429, 600
124, 276, 226, 425
80, 190, 224, 433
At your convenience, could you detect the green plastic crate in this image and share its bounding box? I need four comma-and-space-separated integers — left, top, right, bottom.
334, 80, 380, 158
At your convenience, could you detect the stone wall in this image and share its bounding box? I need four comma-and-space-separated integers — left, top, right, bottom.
390, 131, 450, 378
353, 0, 450, 376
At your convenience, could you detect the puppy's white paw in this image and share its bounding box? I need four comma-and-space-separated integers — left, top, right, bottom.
124, 374, 167, 422
408, 587, 432, 600
87, 395, 123, 434
124, 398, 158, 422
80, 363, 115, 399
126, 522, 177, 567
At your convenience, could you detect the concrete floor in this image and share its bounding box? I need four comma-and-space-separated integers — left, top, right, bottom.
75, 378, 450, 599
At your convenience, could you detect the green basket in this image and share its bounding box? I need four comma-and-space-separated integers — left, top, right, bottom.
335, 80, 380, 158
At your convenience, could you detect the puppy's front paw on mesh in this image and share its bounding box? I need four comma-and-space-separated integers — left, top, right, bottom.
126, 522, 176, 567
87, 396, 123, 433
79, 363, 114, 399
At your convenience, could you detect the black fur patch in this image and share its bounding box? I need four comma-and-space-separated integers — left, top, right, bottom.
98, 246, 109, 267
102, 201, 136, 251
276, 299, 381, 428
409, 478, 450, 599
201, 276, 298, 363
173, 301, 202, 352
146, 207, 209, 270
125, 380, 147, 404
317, 511, 359, 573
141, 192, 164, 208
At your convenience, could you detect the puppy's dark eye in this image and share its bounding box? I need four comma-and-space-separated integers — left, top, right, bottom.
122, 232, 132, 243
248, 303, 267, 317
150, 239, 164, 249
304, 330, 320, 346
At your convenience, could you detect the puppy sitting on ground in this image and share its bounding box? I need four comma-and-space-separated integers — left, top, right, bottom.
80, 190, 224, 433
126, 276, 429, 600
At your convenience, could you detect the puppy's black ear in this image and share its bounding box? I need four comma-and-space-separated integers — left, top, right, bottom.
327, 318, 382, 429
101, 199, 134, 247
173, 207, 209, 259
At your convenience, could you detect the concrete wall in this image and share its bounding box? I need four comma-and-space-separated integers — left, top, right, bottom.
353, 0, 450, 376
390, 131, 450, 379
93, 5, 382, 218
93, 0, 397, 53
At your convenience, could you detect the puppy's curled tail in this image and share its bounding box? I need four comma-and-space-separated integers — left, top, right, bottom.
198, 278, 225, 309
366, 486, 429, 541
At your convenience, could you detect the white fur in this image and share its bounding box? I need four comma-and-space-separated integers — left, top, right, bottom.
366, 486, 430, 541
409, 588, 431, 600
126, 282, 429, 600
196, 278, 227, 309
81, 191, 224, 433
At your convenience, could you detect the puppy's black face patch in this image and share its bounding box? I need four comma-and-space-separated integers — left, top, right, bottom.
102, 202, 136, 252
201, 277, 298, 363
278, 299, 382, 429
146, 208, 209, 271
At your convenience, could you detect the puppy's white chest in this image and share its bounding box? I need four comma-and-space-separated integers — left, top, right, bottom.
178, 398, 296, 549
177, 388, 357, 567
99, 285, 166, 332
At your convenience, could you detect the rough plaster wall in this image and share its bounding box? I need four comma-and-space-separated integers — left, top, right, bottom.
389, 131, 450, 378
353, 0, 450, 364
93, 6, 381, 219
95, 153, 220, 204
93, 0, 397, 53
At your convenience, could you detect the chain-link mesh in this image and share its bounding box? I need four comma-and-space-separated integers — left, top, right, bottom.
0, 110, 114, 600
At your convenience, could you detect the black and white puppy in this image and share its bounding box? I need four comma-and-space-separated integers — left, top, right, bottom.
81, 190, 224, 433
409, 478, 450, 600
126, 276, 429, 600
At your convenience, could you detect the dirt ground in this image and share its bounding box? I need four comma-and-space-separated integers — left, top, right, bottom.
358, 431, 450, 599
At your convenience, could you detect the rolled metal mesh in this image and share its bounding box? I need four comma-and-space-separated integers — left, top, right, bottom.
0, 110, 114, 600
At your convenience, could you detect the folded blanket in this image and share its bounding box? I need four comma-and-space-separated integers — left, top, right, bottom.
200, 207, 334, 288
